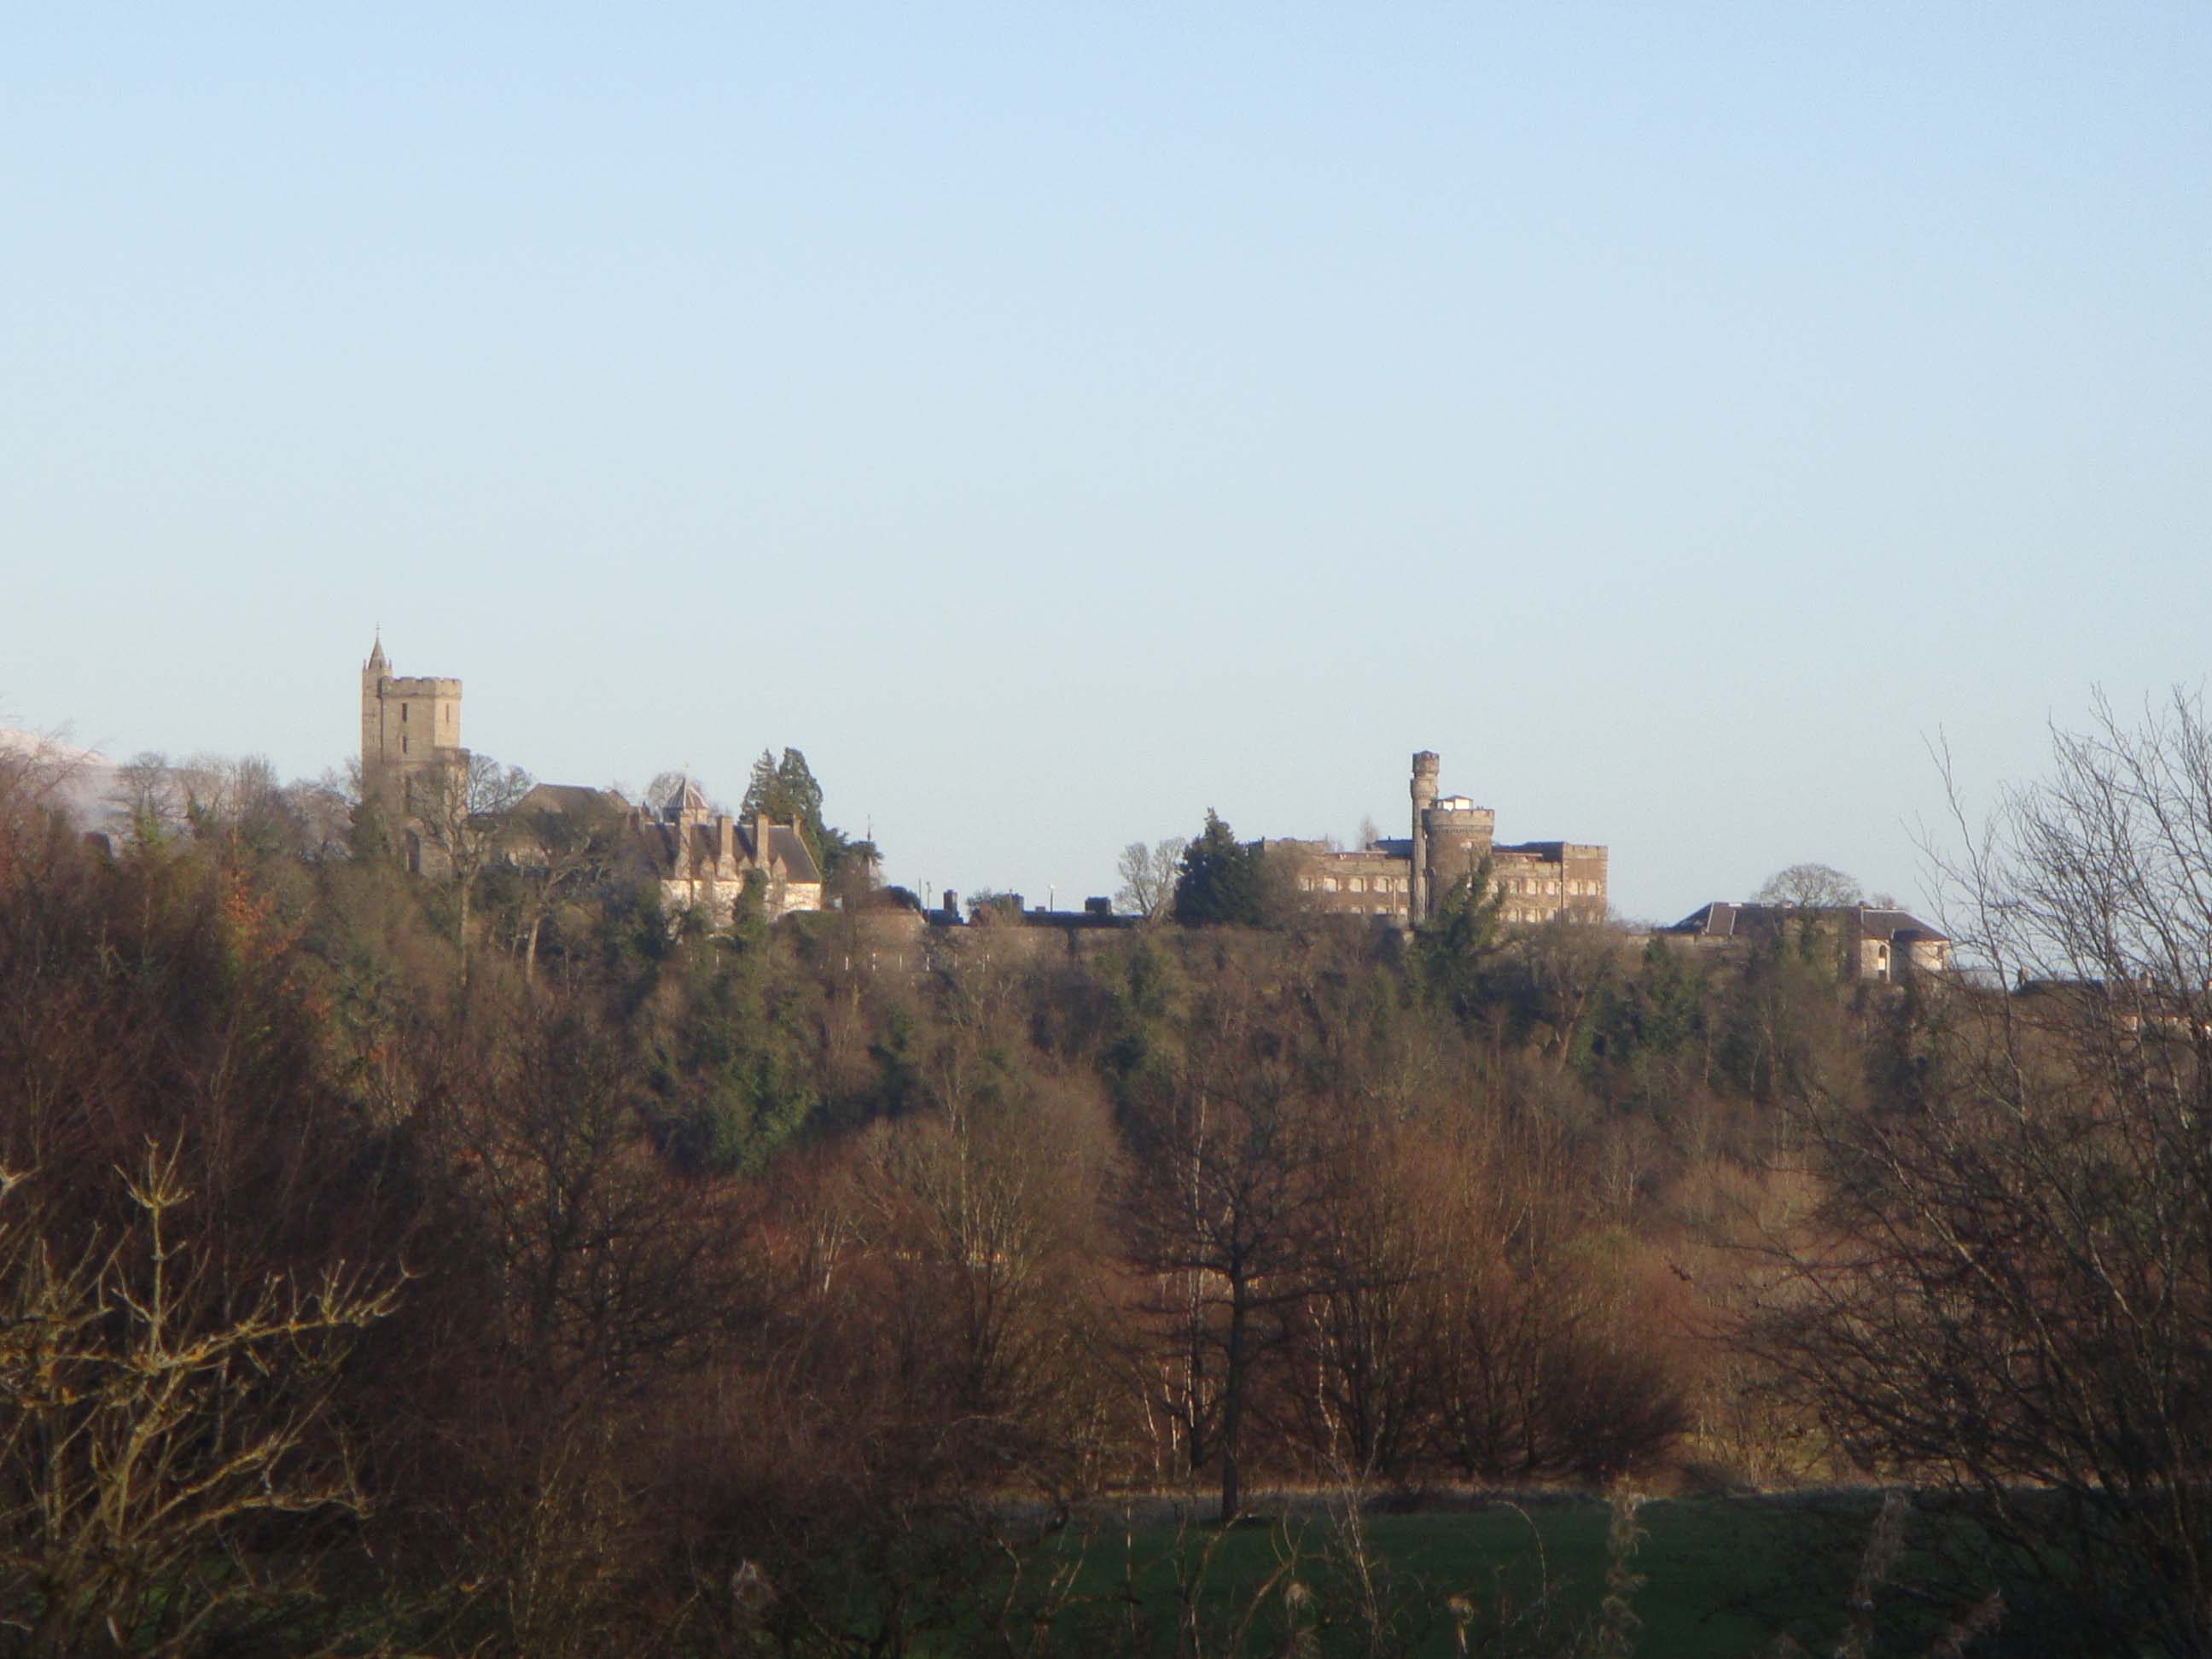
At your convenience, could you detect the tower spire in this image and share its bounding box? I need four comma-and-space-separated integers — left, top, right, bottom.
366, 626, 388, 675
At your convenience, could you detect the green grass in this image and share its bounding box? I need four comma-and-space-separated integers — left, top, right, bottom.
988, 1493, 1970, 1658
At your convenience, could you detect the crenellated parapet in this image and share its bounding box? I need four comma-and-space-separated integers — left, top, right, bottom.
359, 635, 467, 868
1294, 751, 1609, 927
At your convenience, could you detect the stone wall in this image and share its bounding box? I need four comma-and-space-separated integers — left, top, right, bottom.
1289, 754, 1620, 928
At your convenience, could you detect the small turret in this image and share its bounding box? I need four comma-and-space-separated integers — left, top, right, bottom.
661, 774, 710, 825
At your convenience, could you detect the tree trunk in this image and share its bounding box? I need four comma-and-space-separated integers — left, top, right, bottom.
1220, 1282, 1247, 1522
457, 873, 472, 989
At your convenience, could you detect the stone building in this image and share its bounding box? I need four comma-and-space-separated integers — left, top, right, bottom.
1658, 902, 1951, 982
504, 777, 824, 924
621, 776, 823, 923
360, 634, 469, 870
363, 635, 821, 923
1278, 751, 1609, 926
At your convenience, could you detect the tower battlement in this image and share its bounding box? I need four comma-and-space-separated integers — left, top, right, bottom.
360, 636, 466, 867
1290, 751, 1610, 927
376, 674, 463, 698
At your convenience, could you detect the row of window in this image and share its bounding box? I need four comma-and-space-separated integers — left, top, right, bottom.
1498, 875, 1601, 898
1299, 871, 1600, 901
1302, 874, 1406, 894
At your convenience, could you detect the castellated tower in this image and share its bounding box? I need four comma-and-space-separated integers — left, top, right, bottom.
360, 634, 466, 824
1272, 750, 1606, 928
1418, 768, 1497, 915
1289, 751, 1604, 928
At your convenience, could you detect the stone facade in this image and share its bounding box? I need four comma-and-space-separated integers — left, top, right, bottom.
359, 634, 468, 870
363, 635, 821, 924
621, 776, 823, 923
504, 777, 824, 924
1278, 752, 1609, 926
1658, 902, 1952, 982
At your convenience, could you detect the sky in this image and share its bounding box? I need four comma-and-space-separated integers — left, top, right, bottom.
3, 5, 2208, 922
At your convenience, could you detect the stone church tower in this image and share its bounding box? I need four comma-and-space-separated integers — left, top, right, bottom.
359, 633, 465, 830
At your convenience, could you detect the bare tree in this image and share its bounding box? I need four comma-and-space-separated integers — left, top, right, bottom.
1289, 1121, 1438, 1481
1753, 862, 1864, 909
415, 752, 533, 985
1119, 964, 1343, 1521
170, 753, 282, 845
1424, 1115, 1683, 1487
110, 750, 184, 845
1498, 913, 1624, 1071
1749, 689, 2212, 1654
0, 729, 81, 880
0, 1145, 398, 1656
504, 791, 625, 986
285, 768, 359, 861
1115, 835, 1189, 921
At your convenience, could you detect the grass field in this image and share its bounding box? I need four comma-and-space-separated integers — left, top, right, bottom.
981, 1491, 1993, 1657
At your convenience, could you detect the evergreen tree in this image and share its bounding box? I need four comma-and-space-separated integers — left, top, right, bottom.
740, 746, 876, 881
1410, 854, 1504, 1022
1172, 810, 1266, 926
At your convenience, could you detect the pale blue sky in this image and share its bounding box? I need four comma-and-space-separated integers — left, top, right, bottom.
4, 5, 2207, 919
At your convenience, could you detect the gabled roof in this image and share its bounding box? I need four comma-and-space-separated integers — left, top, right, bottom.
1857, 908, 1948, 943
625, 813, 824, 887
1664, 901, 1741, 938
765, 824, 822, 885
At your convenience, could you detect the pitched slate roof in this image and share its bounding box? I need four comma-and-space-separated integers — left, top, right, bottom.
1663, 902, 1948, 944
661, 776, 710, 821
765, 824, 821, 885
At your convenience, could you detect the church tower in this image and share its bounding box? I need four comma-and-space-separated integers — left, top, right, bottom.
360, 632, 465, 819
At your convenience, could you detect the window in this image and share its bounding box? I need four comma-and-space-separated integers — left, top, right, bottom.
400, 703, 409, 723
1348, 876, 1365, 893
401, 736, 409, 754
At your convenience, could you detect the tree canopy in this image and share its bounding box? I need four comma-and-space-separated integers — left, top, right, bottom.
1752, 861, 1863, 908
1171, 811, 1266, 926
741, 746, 876, 880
